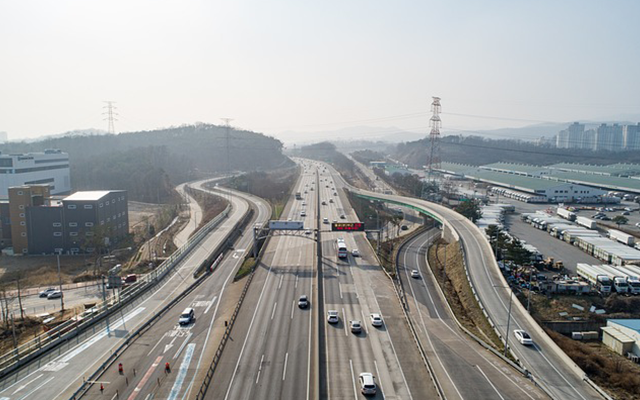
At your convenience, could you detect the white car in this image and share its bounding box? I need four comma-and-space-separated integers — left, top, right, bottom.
370, 313, 383, 327
514, 329, 533, 345
359, 372, 377, 395
410, 269, 420, 279
327, 310, 339, 324
350, 320, 362, 334
323, 218, 329, 224
351, 249, 360, 257
47, 290, 62, 299
39, 288, 57, 298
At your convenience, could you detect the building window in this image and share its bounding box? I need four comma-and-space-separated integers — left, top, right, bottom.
53, 232, 62, 237
21, 232, 26, 237
107, 217, 111, 222
18, 191, 23, 195
53, 222, 62, 227
19, 213, 25, 218
19, 205, 24, 210
84, 204, 93, 209
69, 222, 77, 227
85, 222, 94, 227
86, 232, 94, 237
86, 247, 95, 252
71, 248, 79, 253
70, 232, 78, 237
99, 203, 103, 208
20, 221, 25, 226
68, 204, 76, 209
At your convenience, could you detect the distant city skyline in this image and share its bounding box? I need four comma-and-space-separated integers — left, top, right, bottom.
1, 1, 639, 143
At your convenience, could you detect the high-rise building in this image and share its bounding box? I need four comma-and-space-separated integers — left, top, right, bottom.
624, 123, 640, 151
0, 150, 71, 197
595, 123, 624, 151
0, 132, 7, 143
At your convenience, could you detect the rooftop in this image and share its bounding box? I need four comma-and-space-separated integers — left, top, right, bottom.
481, 162, 549, 175
546, 171, 640, 193
551, 163, 640, 177
64, 191, 112, 201
609, 319, 640, 334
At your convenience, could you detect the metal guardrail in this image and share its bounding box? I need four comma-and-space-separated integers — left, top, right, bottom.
0, 204, 231, 378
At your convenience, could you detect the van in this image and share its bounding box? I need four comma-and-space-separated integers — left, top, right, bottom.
179, 308, 195, 325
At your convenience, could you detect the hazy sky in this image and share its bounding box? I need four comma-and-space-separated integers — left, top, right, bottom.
1, 0, 639, 143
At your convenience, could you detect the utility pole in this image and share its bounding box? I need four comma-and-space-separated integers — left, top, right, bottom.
16, 279, 24, 320
103, 101, 118, 134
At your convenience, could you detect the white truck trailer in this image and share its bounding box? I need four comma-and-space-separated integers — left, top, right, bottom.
596, 264, 630, 293
557, 207, 577, 221
576, 263, 612, 294
611, 265, 640, 294
608, 229, 635, 246
576, 216, 597, 230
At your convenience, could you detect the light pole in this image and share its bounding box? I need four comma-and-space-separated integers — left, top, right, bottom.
56, 251, 65, 312
494, 284, 514, 357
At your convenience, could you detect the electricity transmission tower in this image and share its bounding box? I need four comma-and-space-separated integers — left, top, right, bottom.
423, 96, 442, 199
103, 101, 118, 134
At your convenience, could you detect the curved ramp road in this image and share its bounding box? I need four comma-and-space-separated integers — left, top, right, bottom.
0, 180, 257, 400
399, 229, 548, 400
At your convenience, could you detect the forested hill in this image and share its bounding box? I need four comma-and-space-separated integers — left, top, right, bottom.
395, 135, 640, 168
0, 124, 291, 202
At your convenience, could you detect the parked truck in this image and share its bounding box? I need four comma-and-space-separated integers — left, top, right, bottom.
557, 207, 577, 221
576, 216, 597, 230
576, 263, 612, 294
610, 265, 640, 294
596, 264, 630, 294
608, 229, 635, 246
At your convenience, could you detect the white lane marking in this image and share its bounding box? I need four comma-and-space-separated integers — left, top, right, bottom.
282, 352, 289, 381
271, 302, 278, 320
204, 295, 218, 314
285, 251, 290, 264
374, 360, 386, 399
173, 332, 193, 360
168, 343, 196, 400
342, 307, 348, 336
278, 275, 284, 290
306, 252, 313, 400
295, 273, 299, 288
360, 310, 369, 334
146, 332, 168, 356
256, 354, 265, 384
291, 300, 295, 319
11, 375, 43, 395
224, 265, 273, 400
476, 365, 506, 400
339, 282, 343, 299
15, 377, 54, 400
349, 359, 358, 400
164, 336, 178, 354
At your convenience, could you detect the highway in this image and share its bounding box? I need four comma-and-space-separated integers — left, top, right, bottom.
0, 179, 265, 400
398, 229, 547, 400
344, 182, 604, 400
208, 164, 317, 400
320, 166, 437, 400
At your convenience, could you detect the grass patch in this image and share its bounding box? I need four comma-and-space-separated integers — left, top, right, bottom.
235, 257, 255, 281
428, 239, 504, 351
272, 202, 285, 220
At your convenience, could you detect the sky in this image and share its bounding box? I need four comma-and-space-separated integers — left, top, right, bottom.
1, 0, 639, 144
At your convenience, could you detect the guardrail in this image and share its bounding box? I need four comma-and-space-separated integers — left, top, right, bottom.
0, 203, 231, 378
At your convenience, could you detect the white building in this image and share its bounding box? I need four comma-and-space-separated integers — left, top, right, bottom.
602, 319, 640, 360
0, 150, 71, 197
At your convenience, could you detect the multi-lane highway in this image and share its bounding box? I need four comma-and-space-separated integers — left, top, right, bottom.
399, 229, 547, 400
344, 178, 604, 400
0, 179, 268, 400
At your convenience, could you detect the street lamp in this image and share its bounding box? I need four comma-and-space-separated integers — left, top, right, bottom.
56, 250, 65, 312
494, 284, 514, 357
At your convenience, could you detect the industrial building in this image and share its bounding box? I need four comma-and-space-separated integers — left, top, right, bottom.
438, 162, 608, 203
602, 320, 640, 361
0, 186, 128, 255
0, 150, 71, 197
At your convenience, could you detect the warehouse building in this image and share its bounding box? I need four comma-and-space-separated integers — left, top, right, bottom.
602, 320, 640, 360
573, 236, 640, 266
438, 162, 607, 203
0, 150, 71, 197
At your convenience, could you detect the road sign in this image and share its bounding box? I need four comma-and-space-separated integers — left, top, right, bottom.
269, 220, 304, 230
331, 222, 365, 232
